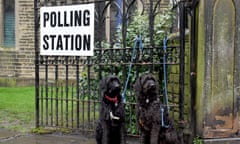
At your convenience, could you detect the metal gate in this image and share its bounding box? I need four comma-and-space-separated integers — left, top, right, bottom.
34, 0, 194, 136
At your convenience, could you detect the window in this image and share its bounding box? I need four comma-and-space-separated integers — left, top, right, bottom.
1, 0, 15, 47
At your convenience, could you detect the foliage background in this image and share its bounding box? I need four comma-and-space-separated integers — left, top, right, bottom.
91, 7, 175, 134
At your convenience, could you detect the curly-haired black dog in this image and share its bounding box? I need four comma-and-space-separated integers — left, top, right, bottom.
96, 75, 126, 144
134, 73, 182, 144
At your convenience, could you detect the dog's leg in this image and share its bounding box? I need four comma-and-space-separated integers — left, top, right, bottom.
102, 121, 110, 144
96, 122, 103, 144
140, 131, 150, 144
139, 132, 144, 144
150, 125, 160, 144
120, 123, 126, 144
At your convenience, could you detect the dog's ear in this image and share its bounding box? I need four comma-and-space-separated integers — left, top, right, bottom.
99, 76, 108, 92
134, 76, 142, 91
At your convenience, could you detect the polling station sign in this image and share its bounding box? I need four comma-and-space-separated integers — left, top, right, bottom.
40, 4, 94, 56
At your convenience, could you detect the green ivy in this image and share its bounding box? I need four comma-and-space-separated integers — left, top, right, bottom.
193, 136, 204, 144
113, 7, 175, 48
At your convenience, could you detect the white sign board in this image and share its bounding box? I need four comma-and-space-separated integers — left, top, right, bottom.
40, 4, 94, 56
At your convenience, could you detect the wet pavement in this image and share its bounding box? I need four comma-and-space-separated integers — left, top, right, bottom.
0, 129, 138, 144
0, 129, 94, 144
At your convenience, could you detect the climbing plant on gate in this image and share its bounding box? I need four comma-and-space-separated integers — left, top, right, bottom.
111, 7, 175, 135
80, 5, 175, 135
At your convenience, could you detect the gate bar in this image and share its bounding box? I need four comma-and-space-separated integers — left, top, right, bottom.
34, 0, 39, 128
190, 0, 199, 136
179, 0, 186, 124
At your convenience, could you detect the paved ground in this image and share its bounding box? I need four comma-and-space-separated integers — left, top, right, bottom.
0, 129, 138, 144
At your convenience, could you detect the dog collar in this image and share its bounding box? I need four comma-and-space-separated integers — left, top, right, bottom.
105, 95, 119, 104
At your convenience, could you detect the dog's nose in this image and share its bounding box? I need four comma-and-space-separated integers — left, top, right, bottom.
113, 83, 121, 91
116, 83, 120, 88
150, 83, 156, 89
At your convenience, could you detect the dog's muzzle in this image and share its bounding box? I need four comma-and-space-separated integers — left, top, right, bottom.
148, 83, 156, 91
110, 85, 121, 95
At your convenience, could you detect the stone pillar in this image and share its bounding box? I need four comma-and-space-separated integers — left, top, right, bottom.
196, 0, 240, 139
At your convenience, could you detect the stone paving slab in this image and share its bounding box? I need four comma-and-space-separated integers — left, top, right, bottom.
0, 134, 95, 144
0, 129, 18, 140
0, 129, 138, 144
0, 128, 94, 144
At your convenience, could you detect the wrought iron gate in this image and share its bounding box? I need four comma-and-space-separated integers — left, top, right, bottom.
34, 0, 195, 136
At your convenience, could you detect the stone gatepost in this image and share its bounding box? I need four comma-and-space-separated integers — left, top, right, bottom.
195, 0, 240, 142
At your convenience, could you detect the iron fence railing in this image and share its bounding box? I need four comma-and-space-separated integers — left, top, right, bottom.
34, 0, 189, 136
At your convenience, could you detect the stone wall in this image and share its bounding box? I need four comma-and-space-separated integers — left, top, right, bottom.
0, 0, 34, 86
16, 0, 35, 79
0, 50, 17, 78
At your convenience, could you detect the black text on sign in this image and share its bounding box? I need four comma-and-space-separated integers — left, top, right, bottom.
40, 4, 94, 56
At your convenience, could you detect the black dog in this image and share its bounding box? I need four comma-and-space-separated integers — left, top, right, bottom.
134, 73, 182, 144
96, 75, 126, 144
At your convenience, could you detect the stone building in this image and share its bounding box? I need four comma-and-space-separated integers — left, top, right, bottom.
0, 0, 171, 86
0, 0, 35, 86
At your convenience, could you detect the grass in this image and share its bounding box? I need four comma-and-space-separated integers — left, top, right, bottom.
0, 86, 100, 133
0, 87, 35, 132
